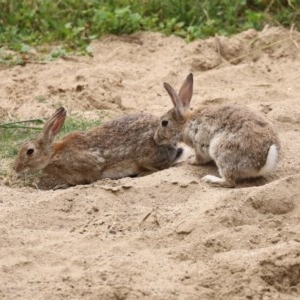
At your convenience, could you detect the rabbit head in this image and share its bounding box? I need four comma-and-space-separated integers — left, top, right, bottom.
13, 107, 66, 173
154, 73, 193, 146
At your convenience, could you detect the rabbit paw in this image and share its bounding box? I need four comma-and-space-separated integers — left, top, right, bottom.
188, 154, 212, 166
188, 157, 204, 166
188, 157, 198, 165
53, 183, 72, 190
202, 175, 235, 188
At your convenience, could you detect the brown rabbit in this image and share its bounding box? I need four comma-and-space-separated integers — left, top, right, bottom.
154, 73, 280, 187
13, 107, 183, 188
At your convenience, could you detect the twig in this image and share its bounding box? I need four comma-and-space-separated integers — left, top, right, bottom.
0, 118, 45, 130
287, 0, 295, 9
0, 125, 42, 130
265, 0, 275, 13
214, 35, 222, 65
139, 210, 153, 226
8, 96, 17, 119
289, 24, 300, 50
22, 60, 49, 65
0, 118, 44, 126
139, 208, 160, 227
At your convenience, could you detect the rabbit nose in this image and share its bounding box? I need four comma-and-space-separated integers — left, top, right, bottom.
13, 161, 22, 173
154, 131, 163, 145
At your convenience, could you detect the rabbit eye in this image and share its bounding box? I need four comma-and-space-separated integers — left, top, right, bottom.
26, 148, 34, 155
161, 120, 168, 127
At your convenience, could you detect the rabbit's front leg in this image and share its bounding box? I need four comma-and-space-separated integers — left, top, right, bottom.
189, 143, 212, 165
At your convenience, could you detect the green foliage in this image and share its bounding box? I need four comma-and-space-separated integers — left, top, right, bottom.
0, 0, 299, 64
0, 114, 102, 163
0, 119, 43, 159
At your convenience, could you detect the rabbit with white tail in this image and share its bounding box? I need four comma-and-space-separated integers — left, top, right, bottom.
154, 73, 280, 187
13, 107, 184, 188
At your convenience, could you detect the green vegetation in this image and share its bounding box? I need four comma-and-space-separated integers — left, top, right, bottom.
0, 118, 44, 159
0, 0, 299, 65
0, 114, 102, 176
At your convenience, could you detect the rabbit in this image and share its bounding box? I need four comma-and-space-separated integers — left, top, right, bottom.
13, 107, 184, 188
154, 73, 280, 187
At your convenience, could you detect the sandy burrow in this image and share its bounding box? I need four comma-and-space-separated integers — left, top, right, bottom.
0, 26, 300, 299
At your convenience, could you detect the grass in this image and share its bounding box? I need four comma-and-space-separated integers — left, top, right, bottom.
0, 0, 299, 66
0, 113, 102, 180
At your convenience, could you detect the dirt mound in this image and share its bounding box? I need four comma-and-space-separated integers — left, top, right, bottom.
0, 26, 300, 299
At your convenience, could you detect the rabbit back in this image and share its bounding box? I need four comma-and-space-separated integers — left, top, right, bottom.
86, 113, 181, 168
185, 105, 279, 183
45, 113, 181, 185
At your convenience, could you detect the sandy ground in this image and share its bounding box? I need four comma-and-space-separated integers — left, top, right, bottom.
1, 26, 300, 299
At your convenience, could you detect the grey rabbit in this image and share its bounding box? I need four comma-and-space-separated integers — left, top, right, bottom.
154, 73, 280, 187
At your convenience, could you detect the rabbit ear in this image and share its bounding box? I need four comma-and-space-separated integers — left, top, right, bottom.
164, 82, 185, 117
178, 73, 193, 109
39, 107, 66, 145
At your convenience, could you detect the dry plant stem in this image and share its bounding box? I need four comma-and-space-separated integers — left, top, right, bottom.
214, 35, 222, 64
290, 24, 300, 49
0, 119, 44, 127
139, 208, 160, 227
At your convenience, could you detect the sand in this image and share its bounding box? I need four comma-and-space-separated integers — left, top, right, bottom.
0, 26, 300, 299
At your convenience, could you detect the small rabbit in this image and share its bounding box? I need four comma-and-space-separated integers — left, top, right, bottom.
154, 73, 280, 187
13, 107, 183, 188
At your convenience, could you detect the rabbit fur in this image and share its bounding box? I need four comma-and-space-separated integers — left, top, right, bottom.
13, 107, 183, 188
154, 73, 280, 187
